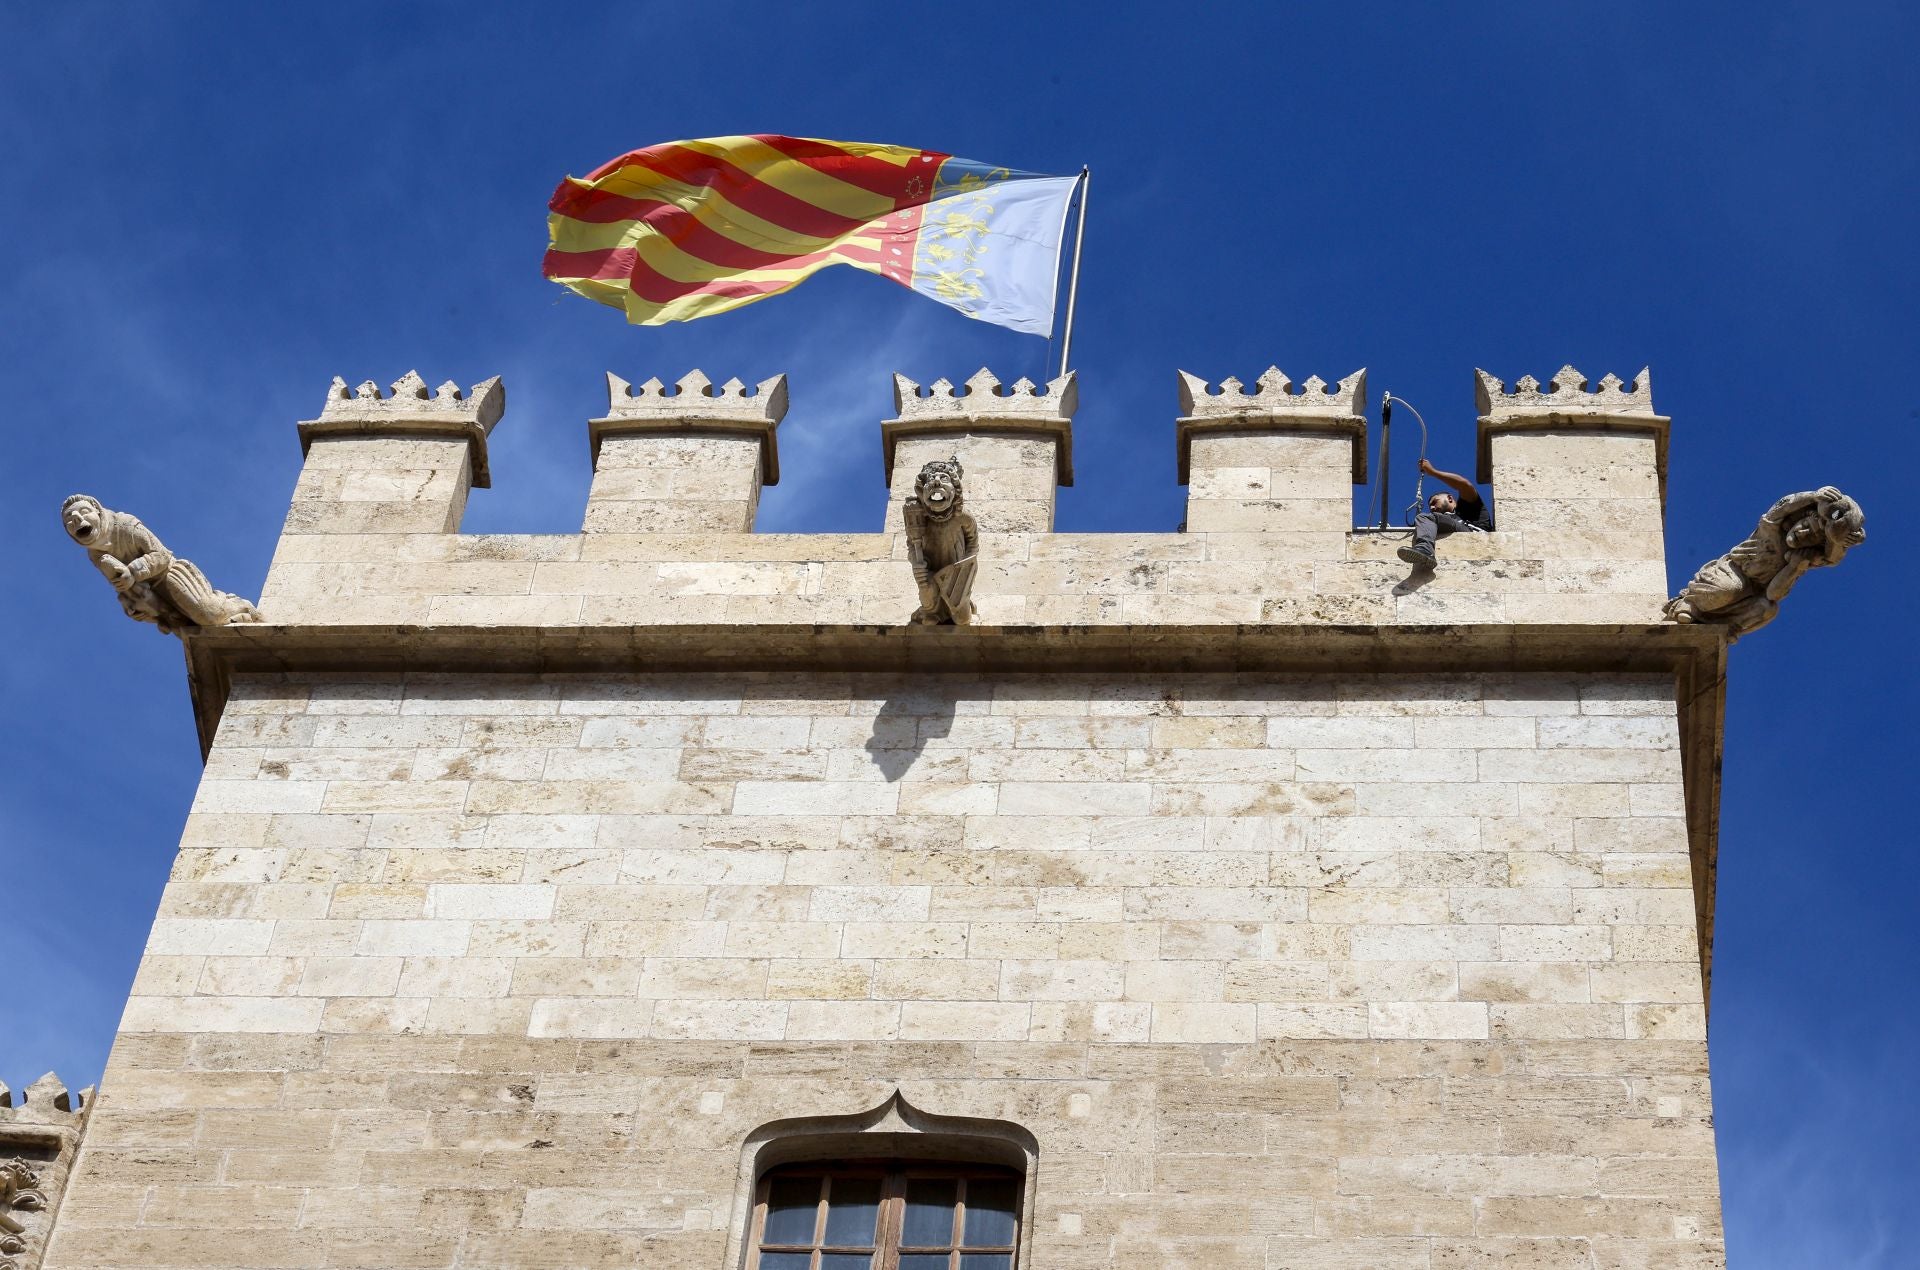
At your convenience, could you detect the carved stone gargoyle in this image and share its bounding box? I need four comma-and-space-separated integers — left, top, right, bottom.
903, 458, 978, 625
1664, 486, 1865, 640
0, 1158, 45, 1269
62, 495, 263, 635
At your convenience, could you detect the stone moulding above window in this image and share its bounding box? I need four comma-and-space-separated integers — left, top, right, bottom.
722, 1089, 1039, 1270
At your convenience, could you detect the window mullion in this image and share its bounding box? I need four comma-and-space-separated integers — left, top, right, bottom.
877, 1165, 904, 1270
951, 1174, 967, 1269
814, 1173, 832, 1270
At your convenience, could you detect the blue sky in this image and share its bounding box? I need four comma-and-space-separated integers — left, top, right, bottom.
1, 3, 1913, 1263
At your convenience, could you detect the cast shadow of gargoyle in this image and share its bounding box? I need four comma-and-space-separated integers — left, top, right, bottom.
864, 685, 968, 782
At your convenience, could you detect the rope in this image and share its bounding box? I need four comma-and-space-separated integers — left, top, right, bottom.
1382, 392, 1432, 526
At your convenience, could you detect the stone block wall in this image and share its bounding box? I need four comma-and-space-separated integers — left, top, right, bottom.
1183, 433, 1357, 533
255, 525, 1672, 630
1177, 368, 1368, 535
284, 436, 477, 536
285, 374, 502, 537
42, 361, 1724, 1267
882, 434, 1062, 535
49, 669, 1722, 1268
585, 434, 767, 535
879, 370, 1075, 534
583, 373, 785, 535
252, 364, 1673, 629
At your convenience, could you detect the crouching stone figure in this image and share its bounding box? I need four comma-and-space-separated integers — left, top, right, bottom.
62, 494, 263, 634
1664, 486, 1864, 640
903, 458, 978, 625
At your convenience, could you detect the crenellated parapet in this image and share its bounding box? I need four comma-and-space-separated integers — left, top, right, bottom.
288, 370, 504, 533
1176, 366, 1366, 422
248, 359, 1690, 635
301, 370, 504, 483
1177, 368, 1368, 535
883, 369, 1077, 532
891, 368, 1078, 424
586, 371, 789, 534
0, 1074, 92, 1270
1474, 366, 1670, 551
1475, 364, 1655, 421
601, 370, 786, 415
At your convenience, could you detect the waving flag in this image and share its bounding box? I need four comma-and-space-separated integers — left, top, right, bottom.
545, 136, 1080, 335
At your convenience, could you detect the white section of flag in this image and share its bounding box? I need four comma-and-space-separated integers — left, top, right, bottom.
908, 175, 1079, 336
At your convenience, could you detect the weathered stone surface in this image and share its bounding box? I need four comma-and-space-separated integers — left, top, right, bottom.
300, 371, 502, 482
244, 365, 1702, 621
1177, 366, 1365, 421
892, 367, 1076, 424
256, 525, 1677, 628
1465, 367, 1675, 607
49, 670, 1723, 1268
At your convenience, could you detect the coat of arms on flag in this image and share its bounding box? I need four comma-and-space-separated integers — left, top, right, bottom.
544, 136, 1082, 336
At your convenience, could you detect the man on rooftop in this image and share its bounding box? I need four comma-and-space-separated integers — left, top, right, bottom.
1398, 457, 1492, 569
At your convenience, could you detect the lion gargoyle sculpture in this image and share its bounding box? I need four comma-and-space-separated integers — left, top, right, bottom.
1664, 486, 1865, 640
62, 495, 263, 635
903, 457, 978, 625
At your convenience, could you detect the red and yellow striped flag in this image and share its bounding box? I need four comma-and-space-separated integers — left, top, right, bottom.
544, 135, 1078, 333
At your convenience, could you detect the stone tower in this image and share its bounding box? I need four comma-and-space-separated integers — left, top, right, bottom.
39, 363, 1746, 1268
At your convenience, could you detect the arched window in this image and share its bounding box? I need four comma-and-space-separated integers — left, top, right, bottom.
749, 1159, 1021, 1268
725, 1091, 1036, 1270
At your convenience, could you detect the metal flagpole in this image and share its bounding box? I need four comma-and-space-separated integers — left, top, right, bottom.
1057, 167, 1090, 379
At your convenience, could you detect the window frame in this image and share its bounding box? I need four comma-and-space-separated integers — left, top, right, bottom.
746, 1159, 1023, 1270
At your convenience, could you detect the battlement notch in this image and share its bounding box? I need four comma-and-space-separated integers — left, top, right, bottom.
1475, 364, 1670, 506
1475, 364, 1656, 421
288, 370, 505, 534
883, 369, 1077, 533
1176, 366, 1365, 421
1177, 367, 1367, 538
1475, 365, 1668, 494
585, 371, 788, 533
1474, 365, 1671, 594
300, 370, 503, 486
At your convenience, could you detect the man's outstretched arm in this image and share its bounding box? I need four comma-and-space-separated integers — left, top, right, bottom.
1418, 458, 1478, 499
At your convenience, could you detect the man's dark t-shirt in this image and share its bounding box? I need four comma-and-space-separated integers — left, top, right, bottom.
1454, 487, 1493, 531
